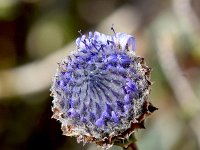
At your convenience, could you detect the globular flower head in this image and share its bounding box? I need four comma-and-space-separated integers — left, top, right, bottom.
51, 30, 157, 149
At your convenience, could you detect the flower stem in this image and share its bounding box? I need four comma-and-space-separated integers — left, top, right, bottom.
114, 133, 138, 150
123, 142, 138, 150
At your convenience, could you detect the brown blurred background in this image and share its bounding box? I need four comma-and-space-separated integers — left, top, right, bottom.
0, 0, 200, 150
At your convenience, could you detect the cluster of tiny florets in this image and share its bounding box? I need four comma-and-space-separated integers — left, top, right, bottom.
51, 31, 155, 149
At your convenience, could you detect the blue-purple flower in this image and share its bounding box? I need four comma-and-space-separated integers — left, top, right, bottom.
50, 31, 156, 149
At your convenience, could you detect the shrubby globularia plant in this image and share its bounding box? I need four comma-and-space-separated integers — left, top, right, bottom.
50, 29, 157, 149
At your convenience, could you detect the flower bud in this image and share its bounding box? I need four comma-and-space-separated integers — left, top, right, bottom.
50, 31, 157, 149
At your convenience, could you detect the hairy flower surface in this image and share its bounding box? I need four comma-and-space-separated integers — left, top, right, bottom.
51, 31, 156, 149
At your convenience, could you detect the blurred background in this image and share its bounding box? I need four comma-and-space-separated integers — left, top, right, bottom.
0, 0, 200, 150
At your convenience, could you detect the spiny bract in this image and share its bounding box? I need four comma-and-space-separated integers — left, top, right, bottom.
50, 30, 156, 149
